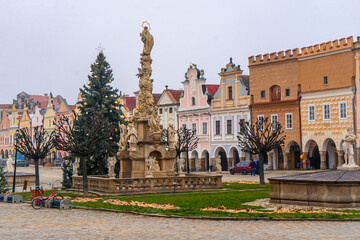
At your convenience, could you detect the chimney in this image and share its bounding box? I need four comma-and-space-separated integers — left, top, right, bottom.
357, 36, 360, 42
44, 93, 48, 97
165, 85, 168, 90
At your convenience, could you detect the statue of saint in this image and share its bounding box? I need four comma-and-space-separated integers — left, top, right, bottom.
126, 123, 138, 151
168, 124, 176, 150
140, 26, 154, 56
342, 127, 357, 167
5, 157, 14, 172
107, 157, 117, 179
119, 123, 127, 151
177, 157, 186, 174
148, 107, 161, 134
145, 156, 155, 177
215, 155, 222, 173
73, 157, 80, 176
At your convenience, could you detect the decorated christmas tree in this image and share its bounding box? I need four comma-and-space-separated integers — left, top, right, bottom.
77, 50, 125, 175
0, 165, 10, 194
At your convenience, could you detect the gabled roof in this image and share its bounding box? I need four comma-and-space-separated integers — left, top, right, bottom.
242, 75, 250, 89
165, 90, 183, 103
30, 95, 49, 110
205, 84, 220, 96
153, 94, 162, 104
69, 105, 76, 111
125, 96, 136, 111
0, 104, 12, 109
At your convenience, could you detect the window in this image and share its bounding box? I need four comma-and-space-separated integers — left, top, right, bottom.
285, 113, 293, 129
192, 123, 197, 133
308, 105, 315, 121
169, 107, 173, 114
215, 120, 220, 135
271, 114, 278, 130
339, 102, 347, 119
323, 104, 330, 120
261, 90, 265, 99
227, 120, 232, 134
159, 108, 163, 114
228, 86, 233, 100
192, 97, 196, 105
257, 115, 264, 131
285, 89, 290, 97
323, 76, 328, 85
202, 122, 207, 135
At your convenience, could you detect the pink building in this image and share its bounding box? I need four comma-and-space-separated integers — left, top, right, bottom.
0, 110, 10, 158
178, 64, 219, 171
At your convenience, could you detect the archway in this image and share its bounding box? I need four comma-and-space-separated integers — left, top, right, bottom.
149, 151, 162, 171
191, 150, 199, 171
201, 150, 210, 171
305, 140, 320, 169
229, 147, 240, 168
214, 147, 228, 171
5, 150, 8, 158
0, 149, 3, 158
286, 141, 301, 169
323, 138, 337, 169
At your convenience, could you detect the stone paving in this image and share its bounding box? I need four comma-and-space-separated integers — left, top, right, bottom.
1, 202, 360, 240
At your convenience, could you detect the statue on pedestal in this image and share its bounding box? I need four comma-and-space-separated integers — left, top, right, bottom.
177, 157, 186, 176
215, 155, 222, 173
145, 156, 155, 177
342, 127, 357, 167
73, 157, 80, 176
127, 123, 138, 151
119, 124, 127, 151
149, 107, 161, 134
108, 157, 117, 179
4, 157, 14, 172
168, 124, 176, 150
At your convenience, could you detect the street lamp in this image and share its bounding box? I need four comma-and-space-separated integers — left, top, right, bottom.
12, 130, 19, 193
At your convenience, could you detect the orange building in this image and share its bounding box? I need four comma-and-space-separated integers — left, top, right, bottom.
0, 110, 10, 158
249, 49, 301, 170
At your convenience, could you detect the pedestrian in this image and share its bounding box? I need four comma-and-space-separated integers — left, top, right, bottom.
306, 158, 310, 170
250, 159, 256, 176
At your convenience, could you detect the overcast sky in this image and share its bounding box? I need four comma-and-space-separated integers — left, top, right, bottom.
0, 0, 359, 104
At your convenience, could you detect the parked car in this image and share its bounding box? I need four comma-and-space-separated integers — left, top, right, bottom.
12, 159, 30, 167
229, 161, 251, 175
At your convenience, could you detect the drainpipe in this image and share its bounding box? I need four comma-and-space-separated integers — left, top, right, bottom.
352, 86, 357, 164
208, 112, 211, 172
298, 86, 303, 170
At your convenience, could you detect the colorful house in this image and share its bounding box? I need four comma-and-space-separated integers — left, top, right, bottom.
178, 64, 219, 171
43, 94, 57, 164
8, 105, 20, 157
119, 94, 137, 121
211, 58, 251, 170
300, 36, 358, 169
157, 86, 183, 130
0, 110, 10, 158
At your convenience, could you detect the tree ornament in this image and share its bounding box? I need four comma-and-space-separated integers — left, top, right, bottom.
115, 100, 119, 105
105, 95, 108, 98
87, 82, 91, 86
84, 102, 88, 106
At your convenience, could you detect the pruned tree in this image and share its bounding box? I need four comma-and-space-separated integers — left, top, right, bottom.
53, 112, 112, 196
14, 126, 54, 188
238, 118, 285, 187
175, 126, 199, 174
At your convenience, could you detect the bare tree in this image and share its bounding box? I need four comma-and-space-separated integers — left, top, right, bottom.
176, 126, 199, 174
53, 112, 112, 196
238, 118, 285, 187
14, 126, 54, 188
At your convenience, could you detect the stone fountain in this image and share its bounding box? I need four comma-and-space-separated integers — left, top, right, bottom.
72, 23, 222, 194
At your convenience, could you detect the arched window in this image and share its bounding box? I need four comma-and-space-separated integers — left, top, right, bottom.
192, 97, 196, 105
270, 85, 281, 101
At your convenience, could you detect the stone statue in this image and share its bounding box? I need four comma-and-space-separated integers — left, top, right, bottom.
168, 124, 176, 150
215, 155, 222, 173
342, 127, 357, 167
127, 123, 138, 151
73, 157, 80, 176
148, 107, 161, 134
4, 157, 14, 172
177, 157, 186, 175
107, 157, 117, 179
145, 156, 155, 177
140, 26, 154, 56
119, 124, 127, 151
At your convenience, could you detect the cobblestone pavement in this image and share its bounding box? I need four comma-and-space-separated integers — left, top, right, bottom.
1, 203, 360, 240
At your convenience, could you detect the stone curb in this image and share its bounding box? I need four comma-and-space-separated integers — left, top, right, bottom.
73, 206, 360, 222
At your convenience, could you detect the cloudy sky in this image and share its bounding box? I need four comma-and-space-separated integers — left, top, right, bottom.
0, 0, 359, 104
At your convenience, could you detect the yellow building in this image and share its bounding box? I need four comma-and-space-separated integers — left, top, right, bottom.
43, 95, 57, 163
9, 105, 19, 157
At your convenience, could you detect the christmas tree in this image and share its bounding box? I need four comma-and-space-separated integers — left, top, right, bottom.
0, 165, 10, 194
77, 50, 125, 175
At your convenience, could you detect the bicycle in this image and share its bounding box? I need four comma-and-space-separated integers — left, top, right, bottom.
31, 190, 64, 210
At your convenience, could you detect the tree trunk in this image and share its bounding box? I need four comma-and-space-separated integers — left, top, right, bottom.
81, 157, 88, 196
186, 148, 190, 174
259, 152, 265, 187
34, 159, 40, 188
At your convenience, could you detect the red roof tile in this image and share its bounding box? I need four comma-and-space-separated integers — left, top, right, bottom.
205, 84, 220, 96
125, 96, 136, 111
30, 95, 49, 110
69, 105, 76, 111
165, 90, 183, 103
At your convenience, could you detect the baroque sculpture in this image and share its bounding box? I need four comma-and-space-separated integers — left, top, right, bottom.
167, 124, 176, 150
4, 157, 14, 172
177, 157, 186, 175
341, 127, 358, 168
108, 157, 117, 179
73, 157, 80, 176
119, 123, 127, 151
145, 156, 155, 177
126, 123, 138, 151
215, 155, 222, 173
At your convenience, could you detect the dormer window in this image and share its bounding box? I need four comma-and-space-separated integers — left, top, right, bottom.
192, 97, 196, 105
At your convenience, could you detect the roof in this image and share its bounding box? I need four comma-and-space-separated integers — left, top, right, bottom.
242, 75, 250, 89
153, 94, 162, 104
125, 96, 136, 111
30, 95, 49, 110
69, 105, 76, 111
0, 104, 12, 109
164, 90, 183, 103
205, 84, 220, 96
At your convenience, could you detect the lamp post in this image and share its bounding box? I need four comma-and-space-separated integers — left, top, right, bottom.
12, 130, 19, 193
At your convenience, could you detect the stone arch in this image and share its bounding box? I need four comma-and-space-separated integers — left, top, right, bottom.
214, 146, 228, 171
285, 141, 301, 169
5, 149, 8, 158
228, 146, 240, 167
0, 149, 4, 158
149, 151, 162, 171
304, 139, 321, 169
191, 150, 199, 171
201, 150, 210, 171
322, 138, 337, 169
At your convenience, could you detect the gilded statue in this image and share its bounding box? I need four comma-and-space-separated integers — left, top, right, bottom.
140, 25, 154, 56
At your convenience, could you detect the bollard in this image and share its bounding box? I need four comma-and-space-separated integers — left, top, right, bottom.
4, 194, 23, 203
50, 199, 72, 210
0, 194, 5, 202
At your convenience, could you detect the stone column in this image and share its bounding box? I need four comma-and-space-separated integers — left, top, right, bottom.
320, 151, 327, 170
267, 151, 273, 170
337, 150, 344, 167
282, 151, 289, 170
